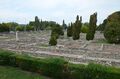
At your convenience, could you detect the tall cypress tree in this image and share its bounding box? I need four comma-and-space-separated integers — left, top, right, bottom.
62, 20, 67, 30
86, 13, 97, 40
35, 16, 40, 31
67, 23, 73, 37
39, 19, 43, 30
78, 16, 82, 35
72, 15, 82, 40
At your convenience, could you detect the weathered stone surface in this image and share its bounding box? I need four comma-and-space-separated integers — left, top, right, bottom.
0, 31, 120, 67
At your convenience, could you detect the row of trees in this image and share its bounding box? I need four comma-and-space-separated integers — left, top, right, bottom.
2, 12, 114, 46
1, 11, 119, 45
67, 15, 82, 40
67, 13, 97, 41
96, 11, 120, 44
29, 16, 67, 31
0, 22, 35, 32
0, 22, 18, 32
0, 16, 63, 32
67, 11, 120, 44
49, 12, 97, 46
29, 16, 44, 31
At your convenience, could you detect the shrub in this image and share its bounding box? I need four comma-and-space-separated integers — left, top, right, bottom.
49, 36, 57, 46
42, 58, 67, 79
16, 26, 24, 31
81, 26, 89, 33
49, 24, 64, 46
67, 25, 73, 37
0, 49, 120, 79
104, 22, 120, 43
68, 63, 85, 79
26, 25, 34, 31
51, 32, 59, 39
72, 29, 80, 40
84, 63, 108, 79
51, 24, 64, 36
0, 23, 10, 32
0, 50, 14, 65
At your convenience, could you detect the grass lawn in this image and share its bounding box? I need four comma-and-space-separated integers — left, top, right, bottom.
0, 66, 50, 79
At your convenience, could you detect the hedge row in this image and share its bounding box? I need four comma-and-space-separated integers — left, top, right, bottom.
0, 49, 120, 79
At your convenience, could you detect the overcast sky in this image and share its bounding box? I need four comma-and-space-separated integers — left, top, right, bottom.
0, 0, 120, 24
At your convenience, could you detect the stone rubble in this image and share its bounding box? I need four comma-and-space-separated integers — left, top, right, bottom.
0, 31, 120, 67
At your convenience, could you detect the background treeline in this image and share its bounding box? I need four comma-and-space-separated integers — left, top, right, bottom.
0, 11, 120, 44
0, 22, 18, 32
0, 16, 61, 32
67, 13, 97, 41
66, 11, 120, 44
0, 15, 88, 33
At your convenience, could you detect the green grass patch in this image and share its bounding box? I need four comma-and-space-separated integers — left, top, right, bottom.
0, 66, 50, 79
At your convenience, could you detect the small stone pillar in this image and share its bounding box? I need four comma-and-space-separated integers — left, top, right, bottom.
99, 44, 104, 51
16, 31, 19, 41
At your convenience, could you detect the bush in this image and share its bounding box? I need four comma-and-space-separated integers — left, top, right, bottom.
49, 36, 57, 46
0, 23, 10, 32
86, 31, 94, 40
41, 58, 67, 79
0, 50, 14, 65
72, 31, 80, 40
26, 25, 34, 31
51, 24, 64, 36
104, 22, 120, 43
81, 26, 89, 33
68, 63, 86, 79
67, 26, 72, 37
16, 26, 24, 31
0, 49, 120, 79
49, 24, 64, 46
84, 63, 108, 79
51, 32, 59, 39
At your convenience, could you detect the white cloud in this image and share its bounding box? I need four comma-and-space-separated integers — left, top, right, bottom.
0, 9, 32, 23
0, 0, 120, 24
